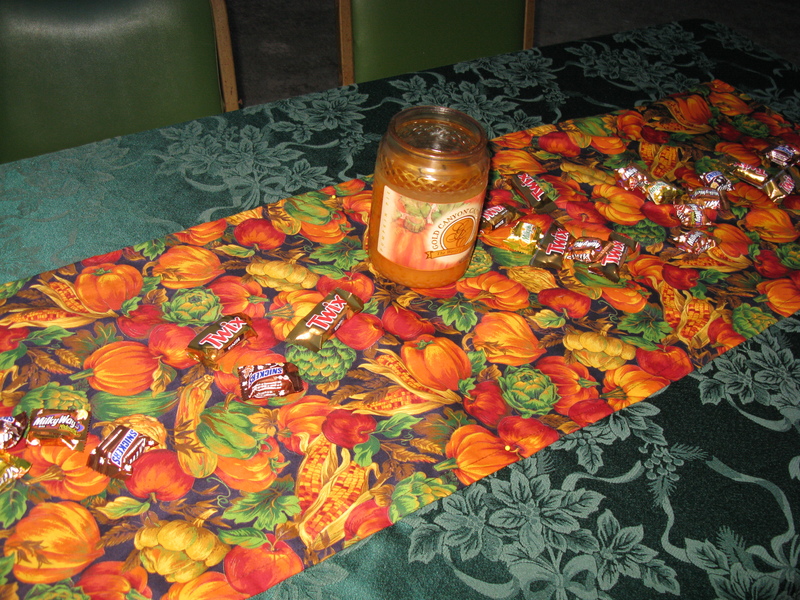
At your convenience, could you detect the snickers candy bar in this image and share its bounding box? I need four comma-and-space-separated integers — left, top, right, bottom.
530, 222, 572, 271
701, 170, 734, 192
509, 172, 558, 212
672, 229, 718, 255
87, 425, 156, 479
0, 451, 31, 493
765, 144, 799, 168
238, 362, 304, 404
287, 288, 364, 352
27, 408, 91, 452
188, 313, 255, 369
1, 413, 27, 450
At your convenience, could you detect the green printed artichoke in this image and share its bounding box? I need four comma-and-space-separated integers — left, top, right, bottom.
285, 337, 356, 384
15, 382, 91, 416
775, 242, 800, 270
196, 402, 266, 460
161, 287, 222, 326
613, 220, 667, 247
23, 582, 90, 600
732, 304, 778, 338
498, 365, 560, 417
463, 246, 493, 277
389, 472, 456, 522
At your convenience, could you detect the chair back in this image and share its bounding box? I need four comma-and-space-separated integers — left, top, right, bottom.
0, 0, 238, 163
338, 0, 535, 85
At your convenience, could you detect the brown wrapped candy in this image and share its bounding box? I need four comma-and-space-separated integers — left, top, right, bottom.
674, 204, 711, 228
27, 408, 91, 452
501, 218, 545, 255
0, 451, 31, 492
238, 362, 304, 403
480, 205, 521, 231
87, 425, 156, 479
763, 171, 795, 203
701, 170, 734, 192
642, 180, 683, 205
688, 187, 727, 211
509, 172, 558, 212
721, 157, 769, 186
530, 223, 573, 271
672, 229, 718, 254
615, 165, 652, 192
565, 237, 609, 264
187, 313, 255, 369
287, 288, 364, 352
589, 238, 633, 283
1, 413, 27, 451
765, 144, 799, 168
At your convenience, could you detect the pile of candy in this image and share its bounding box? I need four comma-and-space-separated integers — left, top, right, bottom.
0, 287, 363, 491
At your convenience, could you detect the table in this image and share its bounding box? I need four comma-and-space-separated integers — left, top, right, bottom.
1, 19, 799, 600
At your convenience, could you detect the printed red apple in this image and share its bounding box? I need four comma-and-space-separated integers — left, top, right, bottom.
321, 409, 376, 449
464, 380, 510, 427
224, 535, 303, 595
126, 449, 195, 502
635, 345, 693, 381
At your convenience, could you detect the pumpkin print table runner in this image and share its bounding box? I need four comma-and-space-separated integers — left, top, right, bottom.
2, 80, 800, 600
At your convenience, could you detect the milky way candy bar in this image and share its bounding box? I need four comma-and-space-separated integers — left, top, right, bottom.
642, 180, 682, 205
188, 313, 254, 369
287, 288, 363, 352
509, 173, 558, 212
87, 425, 156, 479
674, 203, 712, 228
238, 362, 304, 404
1, 413, 27, 451
27, 408, 91, 451
672, 229, 718, 254
688, 187, 727, 211
0, 451, 30, 493
615, 165, 653, 192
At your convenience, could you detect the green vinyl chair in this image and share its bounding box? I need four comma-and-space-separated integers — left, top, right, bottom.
0, 0, 239, 164
337, 0, 535, 85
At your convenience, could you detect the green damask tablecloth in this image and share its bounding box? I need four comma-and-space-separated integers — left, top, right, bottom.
1, 19, 799, 283
0, 18, 799, 600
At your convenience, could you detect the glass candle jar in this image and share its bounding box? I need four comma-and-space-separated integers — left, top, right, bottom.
368, 106, 489, 288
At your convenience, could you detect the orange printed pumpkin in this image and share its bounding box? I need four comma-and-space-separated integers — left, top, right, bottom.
4, 501, 104, 583
164, 571, 246, 600
23, 433, 110, 500
537, 356, 600, 415
491, 148, 545, 175
456, 271, 530, 311
75, 263, 144, 313
591, 184, 646, 225
497, 416, 560, 458
472, 311, 545, 366
441, 424, 518, 485
743, 208, 800, 243
214, 439, 286, 493
276, 395, 336, 454
79, 341, 161, 396
76, 560, 153, 600
299, 210, 351, 244
600, 284, 649, 314
173, 219, 228, 246
756, 276, 800, 318
207, 275, 268, 318
602, 365, 670, 411
152, 246, 225, 289
401, 334, 471, 391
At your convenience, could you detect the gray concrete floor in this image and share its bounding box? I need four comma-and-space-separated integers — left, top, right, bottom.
225, 0, 800, 107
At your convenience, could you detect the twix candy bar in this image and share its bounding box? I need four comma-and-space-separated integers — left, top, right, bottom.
287, 288, 364, 352
187, 313, 255, 369
509, 172, 558, 212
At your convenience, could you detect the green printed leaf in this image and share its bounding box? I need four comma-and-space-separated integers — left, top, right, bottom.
95, 497, 151, 520
25, 326, 71, 346
0, 486, 28, 528
307, 263, 347, 279
217, 244, 256, 258
0, 553, 14, 584
218, 527, 269, 549
353, 435, 381, 467
437, 298, 478, 332
0, 345, 27, 370
376, 414, 422, 438
134, 238, 167, 260
309, 237, 367, 270
222, 477, 301, 530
